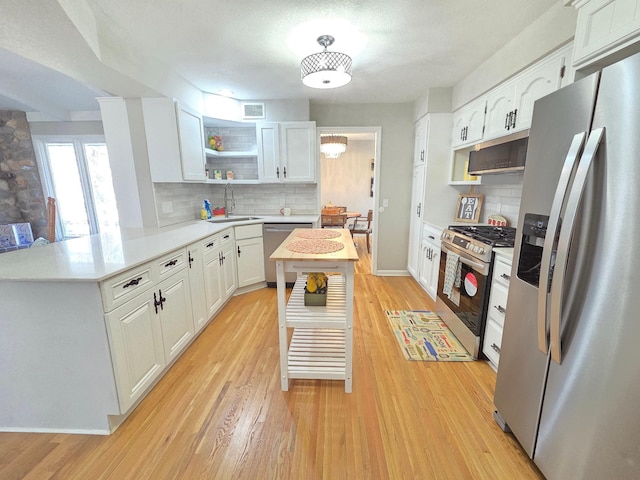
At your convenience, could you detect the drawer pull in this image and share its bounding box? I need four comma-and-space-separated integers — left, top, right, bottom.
223, 234, 230, 240
206, 242, 215, 248
491, 343, 501, 354
500, 273, 511, 281
122, 277, 143, 289
495, 305, 506, 315
164, 259, 178, 268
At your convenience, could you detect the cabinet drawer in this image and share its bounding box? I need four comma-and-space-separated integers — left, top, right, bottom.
493, 258, 512, 286
220, 228, 235, 246
156, 248, 187, 280
200, 233, 220, 254
488, 282, 509, 327
483, 318, 503, 368
101, 263, 156, 312
235, 223, 262, 240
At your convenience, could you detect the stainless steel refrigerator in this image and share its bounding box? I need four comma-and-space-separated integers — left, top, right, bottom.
494, 51, 640, 479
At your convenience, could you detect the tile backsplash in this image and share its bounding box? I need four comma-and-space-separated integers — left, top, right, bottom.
153, 183, 318, 227
474, 175, 523, 227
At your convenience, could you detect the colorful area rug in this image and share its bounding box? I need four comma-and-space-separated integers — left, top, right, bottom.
385, 310, 473, 362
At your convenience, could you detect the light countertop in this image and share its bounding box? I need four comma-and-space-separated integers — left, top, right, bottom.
270, 228, 359, 262
494, 247, 515, 262
0, 215, 318, 282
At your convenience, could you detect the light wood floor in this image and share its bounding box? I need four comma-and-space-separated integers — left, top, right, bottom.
0, 237, 543, 480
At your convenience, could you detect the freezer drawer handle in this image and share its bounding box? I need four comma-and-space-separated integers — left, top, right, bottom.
538, 131, 586, 355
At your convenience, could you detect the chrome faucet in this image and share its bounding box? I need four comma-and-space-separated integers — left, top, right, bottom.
224, 183, 235, 217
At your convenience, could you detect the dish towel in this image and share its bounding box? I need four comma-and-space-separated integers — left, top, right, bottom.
443, 252, 462, 299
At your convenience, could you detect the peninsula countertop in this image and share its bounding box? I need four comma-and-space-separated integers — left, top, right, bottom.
269, 228, 359, 263
0, 215, 318, 282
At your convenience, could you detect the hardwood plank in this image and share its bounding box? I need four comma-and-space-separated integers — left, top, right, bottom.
0, 236, 542, 479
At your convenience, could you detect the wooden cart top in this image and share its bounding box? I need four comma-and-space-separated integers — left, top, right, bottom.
269, 228, 359, 262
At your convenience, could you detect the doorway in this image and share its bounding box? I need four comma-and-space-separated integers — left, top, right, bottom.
317, 126, 381, 274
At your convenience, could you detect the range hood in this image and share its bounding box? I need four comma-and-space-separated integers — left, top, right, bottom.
468, 129, 529, 175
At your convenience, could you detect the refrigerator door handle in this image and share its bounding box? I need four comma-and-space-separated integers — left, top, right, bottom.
537, 132, 587, 354
549, 127, 605, 364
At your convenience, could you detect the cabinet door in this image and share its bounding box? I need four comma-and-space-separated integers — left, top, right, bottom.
407, 165, 425, 279
280, 122, 316, 182
512, 51, 565, 131
236, 236, 266, 287
176, 102, 207, 182
142, 98, 185, 183
105, 294, 166, 413
451, 98, 486, 148
187, 242, 209, 333
221, 240, 238, 299
203, 248, 224, 318
257, 122, 280, 182
484, 82, 515, 140
427, 247, 440, 300
418, 244, 431, 290
414, 116, 428, 165
157, 269, 194, 363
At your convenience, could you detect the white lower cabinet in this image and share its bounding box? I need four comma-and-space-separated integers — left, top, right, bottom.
483, 250, 513, 370
103, 249, 194, 413
202, 234, 225, 318
105, 290, 166, 413
220, 229, 237, 298
235, 224, 266, 288
416, 223, 442, 301
186, 240, 209, 333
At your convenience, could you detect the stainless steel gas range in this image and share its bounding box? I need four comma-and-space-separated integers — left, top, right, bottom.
435, 225, 516, 359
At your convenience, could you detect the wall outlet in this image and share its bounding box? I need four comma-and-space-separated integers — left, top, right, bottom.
383, 199, 389, 208
161, 201, 173, 214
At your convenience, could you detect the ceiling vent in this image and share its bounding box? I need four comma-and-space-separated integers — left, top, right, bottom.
241, 102, 265, 120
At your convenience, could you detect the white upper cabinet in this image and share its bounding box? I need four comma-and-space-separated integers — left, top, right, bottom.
451, 98, 486, 148
142, 98, 207, 183
484, 81, 516, 140
175, 103, 207, 182
257, 121, 316, 183
570, 0, 640, 70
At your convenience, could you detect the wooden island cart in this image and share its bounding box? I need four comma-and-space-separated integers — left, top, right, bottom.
270, 228, 359, 392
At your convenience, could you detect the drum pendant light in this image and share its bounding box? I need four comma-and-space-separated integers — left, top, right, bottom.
320, 135, 348, 158
301, 35, 352, 89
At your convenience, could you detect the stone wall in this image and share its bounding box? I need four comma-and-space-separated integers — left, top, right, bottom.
0, 111, 47, 239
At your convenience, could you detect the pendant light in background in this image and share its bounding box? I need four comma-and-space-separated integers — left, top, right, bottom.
301, 35, 352, 89
320, 135, 348, 158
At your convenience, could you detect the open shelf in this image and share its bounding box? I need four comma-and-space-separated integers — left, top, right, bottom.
205, 148, 257, 158
286, 275, 347, 329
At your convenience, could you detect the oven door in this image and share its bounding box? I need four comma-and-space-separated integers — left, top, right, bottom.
437, 242, 490, 335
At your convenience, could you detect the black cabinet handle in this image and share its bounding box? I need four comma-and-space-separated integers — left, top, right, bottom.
500, 273, 511, 281
159, 289, 166, 310
154, 292, 161, 314
283, 166, 287, 178
164, 259, 178, 268
276, 167, 280, 178
237, 245, 241, 257
491, 343, 501, 354
505, 112, 510, 129
123, 277, 142, 289
511, 109, 517, 129
188, 251, 194, 268
223, 234, 230, 240
206, 242, 214, 248
218, 252, 222, 266
495, 305, 506, 315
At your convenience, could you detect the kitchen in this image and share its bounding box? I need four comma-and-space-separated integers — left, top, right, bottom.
1, 1, 639, 478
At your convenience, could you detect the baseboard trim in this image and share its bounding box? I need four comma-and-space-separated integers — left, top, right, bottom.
375, 270, 410, 276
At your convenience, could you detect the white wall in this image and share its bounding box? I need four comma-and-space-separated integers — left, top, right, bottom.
320, 139, 375, 217
310, 103, 414, 273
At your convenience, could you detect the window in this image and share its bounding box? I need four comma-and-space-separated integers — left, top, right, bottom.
34, 136, 119, 240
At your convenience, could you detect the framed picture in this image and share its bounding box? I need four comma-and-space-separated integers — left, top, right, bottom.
454, 193, 483, 223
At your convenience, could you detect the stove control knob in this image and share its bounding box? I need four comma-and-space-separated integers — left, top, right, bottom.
478, 247, 485, 254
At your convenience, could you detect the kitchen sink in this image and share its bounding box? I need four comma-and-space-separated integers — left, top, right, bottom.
207, 216, 263, 224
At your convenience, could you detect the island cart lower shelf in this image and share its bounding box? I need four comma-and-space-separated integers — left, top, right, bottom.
270, 228, 358, 393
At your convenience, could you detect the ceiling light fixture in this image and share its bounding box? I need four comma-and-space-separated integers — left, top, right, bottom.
320, 135, 348, 158
301, 35, 352, 89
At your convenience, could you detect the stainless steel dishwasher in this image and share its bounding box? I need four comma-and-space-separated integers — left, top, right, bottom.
263, 223, 312, 287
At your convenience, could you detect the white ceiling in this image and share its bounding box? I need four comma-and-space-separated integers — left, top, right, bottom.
0, 0, 559, 116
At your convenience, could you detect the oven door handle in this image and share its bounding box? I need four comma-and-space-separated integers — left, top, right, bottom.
440, 243, 487, 273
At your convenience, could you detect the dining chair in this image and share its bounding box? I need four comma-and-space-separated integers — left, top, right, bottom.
348, 209, 373, 252
321, 213, 347, 228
